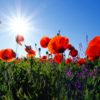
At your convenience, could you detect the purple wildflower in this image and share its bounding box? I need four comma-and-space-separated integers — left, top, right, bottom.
49, 58, 53, 64
79, 43, 83, 51
76, 72, 82, 78
75, 80, 82, 90
66, 70, 73, 78
86, 34, 88, 44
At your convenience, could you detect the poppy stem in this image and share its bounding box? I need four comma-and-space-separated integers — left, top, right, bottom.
30, 57, 33, 83
63, 52, 66, 60
5, 63, 13, 99
16, 43, 18, 58
46, 51, 49, 59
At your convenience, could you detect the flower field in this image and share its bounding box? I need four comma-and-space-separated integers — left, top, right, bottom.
0, 34, 100, 100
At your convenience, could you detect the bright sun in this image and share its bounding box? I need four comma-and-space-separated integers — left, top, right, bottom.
8, 16, 32, 36
2, 10, 34, 38
10, 17, 28, 35
1, 5, 36, 39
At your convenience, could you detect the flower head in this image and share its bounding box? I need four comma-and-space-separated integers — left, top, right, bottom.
40, 55, 47, 62
75, 80, 82, 90
40, 36, 51, 48
66, 58, 72, 64
0, 48, 16, 62
66, 70, 73, 78
16, 34, 24, 46
86, 36, 100, 60
78, 58, 86, 65
67, 44, 74, 50
25, 45, 35, 57
48, 35, 69, 54
54, 53, 63, 64
69, 49, 78, 57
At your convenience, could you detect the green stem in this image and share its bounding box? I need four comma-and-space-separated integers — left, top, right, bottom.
30, 57, 33, 83
5, 63, 13, 100
16, 43, 18, 58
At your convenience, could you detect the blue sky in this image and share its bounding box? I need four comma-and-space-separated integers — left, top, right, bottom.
0, 0, 100, 57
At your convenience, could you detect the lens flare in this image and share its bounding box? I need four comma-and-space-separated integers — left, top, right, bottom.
9, 17, 29, 35
8, 14, 34, 37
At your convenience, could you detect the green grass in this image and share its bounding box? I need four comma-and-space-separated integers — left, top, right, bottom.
0, 58, 100, 100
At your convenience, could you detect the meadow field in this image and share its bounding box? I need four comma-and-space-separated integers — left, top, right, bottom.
0, 34, 100, 100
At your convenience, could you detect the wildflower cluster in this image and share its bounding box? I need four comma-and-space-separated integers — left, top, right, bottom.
0, 34, 100, 100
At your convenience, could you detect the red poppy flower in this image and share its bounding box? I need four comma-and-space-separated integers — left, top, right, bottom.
78, 58, 86, 65
86, 45, 100, 58
66, 58, 72, 64
0, 49, 16, 62
88, 57, 95, 62
0, 50, 1, 59
69, 49, 78, 57
27, 53, 35, 58
25, 45, 32, 53
25, 45, 36, 57
48, 36, 69, 54
16, 34, 24, 46
54, 54, 63, 64
40, 55, 47, 62
41, 55, 47, 59
40, 37, 51, 48
67, 44, 74, 50
86, 36, 100, 60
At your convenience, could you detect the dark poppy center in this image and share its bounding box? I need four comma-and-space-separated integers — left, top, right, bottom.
58, 47, 65, 53
3, 55, 9, 60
